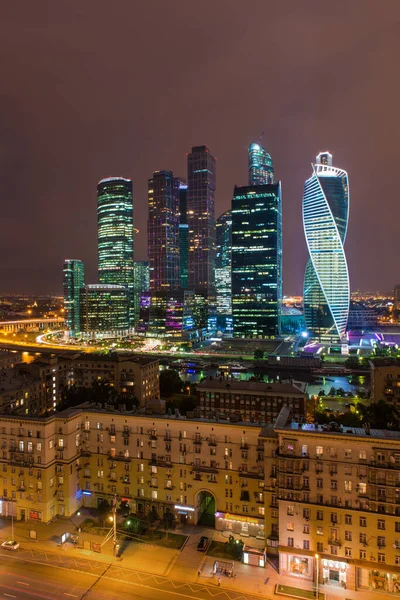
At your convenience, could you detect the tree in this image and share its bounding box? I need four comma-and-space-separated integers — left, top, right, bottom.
124, 515, 142, 535
160, 369, 183, 397
97, 499, 111, 526
254, 348, 264, 360
161, 511, 176, 540
227, 535, 244, 560
345, 356, 360, 370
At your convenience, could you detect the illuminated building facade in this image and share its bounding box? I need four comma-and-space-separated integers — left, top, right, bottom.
248, 141, 274, 185
148, 171, 180, 291
63, 259, 85, 336
187, 145, 216, 295
97, 177, 134, 326
231, 184, 282, 338
179, 182, 189, 289
80, 284, 129, 337
216, 210, 232, 334
303, 152, 350, 343
133, 261, 149, 327
138, 290, 207, 341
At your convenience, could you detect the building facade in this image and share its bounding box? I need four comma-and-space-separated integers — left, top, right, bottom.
231, 183, 282, 338
370, 360, 400, 404
179, 182, 189, 289
303, 152, 350, 343
97, 177, 134, 326
133, 261, 150, 328
63, 259, 85, 336
80, 284, 129, 337
148, 171, 180, 292
248, 141, 274, 185
216, 210, 232, 333
187, 145, 216, 296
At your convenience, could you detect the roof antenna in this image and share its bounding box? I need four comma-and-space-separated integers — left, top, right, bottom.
256, 131, 264, 144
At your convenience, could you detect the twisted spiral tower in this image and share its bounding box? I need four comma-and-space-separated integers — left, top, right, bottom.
303, 152, 350, 343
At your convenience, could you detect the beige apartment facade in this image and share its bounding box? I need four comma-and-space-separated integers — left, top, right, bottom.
2, 407, 400, 593
370, 360, 400, 404
262, 409, 400, 593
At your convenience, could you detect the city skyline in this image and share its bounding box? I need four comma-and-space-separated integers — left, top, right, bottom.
0, 1, 399, 295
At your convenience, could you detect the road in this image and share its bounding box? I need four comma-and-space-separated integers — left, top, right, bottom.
0, 549, 267, 600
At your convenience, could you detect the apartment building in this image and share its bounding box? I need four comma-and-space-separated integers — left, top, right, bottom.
262, 408, 400, 593
1, 353, 160, 416
197, 379, 305, 423
370, 359, 400, 404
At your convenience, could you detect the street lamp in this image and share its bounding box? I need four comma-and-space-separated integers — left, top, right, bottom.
315, 553, 319, 600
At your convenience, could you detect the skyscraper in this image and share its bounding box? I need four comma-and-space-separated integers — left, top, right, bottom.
97, 177, 134, 326
231, 183, 282, 338
187, 145, 216, 295
63, 259, 85, 336
148, 171, 180, 291
80, 284, 130, 337
303, 152, 350, 343
248, 141, 274, 185
134, 261, 150, 326
179, 182, 189, 289
215, 210, 232, 318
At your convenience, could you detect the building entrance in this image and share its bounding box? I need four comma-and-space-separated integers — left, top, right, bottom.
196, 490, 216, 527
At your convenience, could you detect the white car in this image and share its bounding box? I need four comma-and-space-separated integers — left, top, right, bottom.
1, 540, 19, 551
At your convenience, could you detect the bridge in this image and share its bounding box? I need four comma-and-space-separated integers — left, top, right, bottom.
0, 317, 65, 333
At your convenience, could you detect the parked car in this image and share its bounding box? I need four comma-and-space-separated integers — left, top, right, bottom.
1, 540, 19, 551
197, 536, 209, 551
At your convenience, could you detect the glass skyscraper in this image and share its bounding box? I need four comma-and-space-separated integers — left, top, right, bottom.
303, 152, 350, 343
80, 284, 129, 337
133, 261, 149, 327
179, 182, 189, 289
248, 141, 274, 185
216, 210, 232, 318
187, 145, 216, 295
231, 183, 282, 338
63, 259, 85, 336
97, 177, 134, 326
148, 171, 180, 291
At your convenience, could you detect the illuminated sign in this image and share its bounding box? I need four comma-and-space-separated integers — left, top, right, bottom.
174, 505, 194, 512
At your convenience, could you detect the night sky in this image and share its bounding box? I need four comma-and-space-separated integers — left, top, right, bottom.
1, 1, 399, 296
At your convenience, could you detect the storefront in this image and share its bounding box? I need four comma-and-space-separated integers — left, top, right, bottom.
279, 552, 313, 581
0, 499, 16, 517
358, 568, 400, 593
174, 504, 195, 524
322, 559, 347, 587
215, 511, 264, 537
243, 545, 266, 568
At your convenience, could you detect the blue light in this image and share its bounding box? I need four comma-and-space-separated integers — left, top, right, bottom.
83, 491, 92, 496
301, 331, 309, 338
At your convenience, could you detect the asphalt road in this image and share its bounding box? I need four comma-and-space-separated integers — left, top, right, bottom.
0, 551, 266, 600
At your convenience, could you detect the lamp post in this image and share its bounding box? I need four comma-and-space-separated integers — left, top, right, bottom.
109, 494, 117, 556
315, 553, 319, 600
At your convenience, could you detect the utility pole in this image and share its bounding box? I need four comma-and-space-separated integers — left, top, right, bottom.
112, 494, 117, 556
315, 553, 319, 600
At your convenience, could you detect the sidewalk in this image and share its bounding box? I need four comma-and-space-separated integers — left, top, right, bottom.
0, 514, 397, 600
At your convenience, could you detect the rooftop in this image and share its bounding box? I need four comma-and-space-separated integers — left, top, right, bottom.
197, 378, 305, 395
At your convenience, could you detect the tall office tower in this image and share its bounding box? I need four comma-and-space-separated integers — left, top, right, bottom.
187, 145, 216, 295
97, 177, 134, 326
303, 152, 350, 343
63, 259, 85, 336
133, 261, 150, 326
148, 171, 180, 291
248, 141, 274, 185
232, 183, 282, 338
179, 182, 189, 289
215, 210, 232, 317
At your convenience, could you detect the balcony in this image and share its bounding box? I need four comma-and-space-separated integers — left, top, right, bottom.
240, 443, 249, 450
328, 538, 342, 546
192, 463, 218, 474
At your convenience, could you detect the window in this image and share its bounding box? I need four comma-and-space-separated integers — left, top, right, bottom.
303, 508, 310, 519
360, 550, 367, 560
396, 522, 400, 533
344, 449, 352, 458
378, 519, 386, 530
287, 522, 294, 531
303, 540, 310, 550
287, 537, 294, 547
303, 524, 310, 534
344, 480, 352, 492
317, 511, 323, 521
358, 482, 367, 494
330, 546, 338, 555
316, 446, 323, 456
345, 514, 352, 525
378, 553, 386, 563
317, 478, 323, 488
317, 542, 323, 552
396, 556, 400, 566
317, 527, 324, 535
330, 513, 338, 524
345, 548, 352, 557
287, 505, 294, 516
345, 530, 352, 541
360, 533, 367, 544
151, 490, 157, 500
378, 536, 386, 548
359, 450, 367, 460
360, 517, 367, 527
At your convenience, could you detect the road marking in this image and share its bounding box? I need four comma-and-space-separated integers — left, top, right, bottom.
64, 595, 78, 598
17, 582, 29, 586
4, 594, 17, 598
